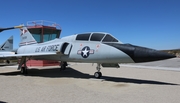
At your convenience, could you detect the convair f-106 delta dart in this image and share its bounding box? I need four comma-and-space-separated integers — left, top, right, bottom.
0, 35, 15, 64
0, 26, 176, 78
0, 35, 13, 52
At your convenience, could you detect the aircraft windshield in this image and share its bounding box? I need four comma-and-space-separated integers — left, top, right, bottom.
102, 34, 118, 42
90, 33, 105, 41
76, 33, 91, 41
75, 33, 119, 42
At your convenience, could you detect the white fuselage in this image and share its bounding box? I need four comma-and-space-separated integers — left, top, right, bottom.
17, 37, 134, 63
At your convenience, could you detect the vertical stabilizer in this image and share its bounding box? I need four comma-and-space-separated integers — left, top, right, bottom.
0, 36, 13, 51
19, 27, 37, 46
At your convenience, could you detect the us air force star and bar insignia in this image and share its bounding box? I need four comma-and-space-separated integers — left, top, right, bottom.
77, 46, 94, 58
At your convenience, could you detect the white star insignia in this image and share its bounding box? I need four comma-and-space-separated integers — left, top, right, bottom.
82, 47, 89, 56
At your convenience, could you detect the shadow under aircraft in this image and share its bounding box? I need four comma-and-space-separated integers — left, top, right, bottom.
0, 67, 178, 86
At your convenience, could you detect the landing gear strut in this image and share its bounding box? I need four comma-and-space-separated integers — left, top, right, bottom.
94, 63, 102, 78
18, 57, 28, 74
60, 61, 67, 70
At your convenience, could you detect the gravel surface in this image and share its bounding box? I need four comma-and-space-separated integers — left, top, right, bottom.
0, 58, 180, 103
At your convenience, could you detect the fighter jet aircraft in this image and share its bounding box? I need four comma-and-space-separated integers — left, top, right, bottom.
0, 26, 176, 78
0, 36, 13, 51
0, 35, 15, 64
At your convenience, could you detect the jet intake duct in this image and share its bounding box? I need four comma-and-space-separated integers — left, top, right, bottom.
104, 43, 176, 63
61, 43, 72, 55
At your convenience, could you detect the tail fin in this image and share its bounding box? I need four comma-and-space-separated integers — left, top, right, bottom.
19, 27, 37, 46
0, 36, 13, 51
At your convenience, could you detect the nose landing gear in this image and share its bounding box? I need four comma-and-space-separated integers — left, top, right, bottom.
94, 63, 102, 78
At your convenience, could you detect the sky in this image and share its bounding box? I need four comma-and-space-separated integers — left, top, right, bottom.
0, 0, 180, 50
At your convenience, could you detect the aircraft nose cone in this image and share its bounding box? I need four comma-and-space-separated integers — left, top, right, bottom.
105, 43, 176, 63
132, 45, 176, 63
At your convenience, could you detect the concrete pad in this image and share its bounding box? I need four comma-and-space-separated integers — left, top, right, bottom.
0, 59, 179, 103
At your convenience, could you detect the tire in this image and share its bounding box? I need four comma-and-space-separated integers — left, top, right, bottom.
21, 67, 25, 74
21, 67, 27, 74
94, 72, 102, 78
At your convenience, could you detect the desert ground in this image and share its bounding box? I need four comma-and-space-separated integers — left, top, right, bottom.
0, 58, 180, 103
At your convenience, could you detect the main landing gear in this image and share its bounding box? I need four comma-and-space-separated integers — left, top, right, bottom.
18, 57, 28, 74
21, 67, 28, 74
94, 63, 102, 78
60, 61, 67, 71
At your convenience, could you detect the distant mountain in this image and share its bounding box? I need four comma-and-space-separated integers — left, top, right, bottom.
161, 49, 180, 57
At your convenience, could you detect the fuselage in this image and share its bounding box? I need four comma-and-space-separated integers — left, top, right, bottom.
17, 33, 135, 63
17, 32, 175, 63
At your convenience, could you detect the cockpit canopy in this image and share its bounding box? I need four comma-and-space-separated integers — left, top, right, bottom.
75, 32, 119, 42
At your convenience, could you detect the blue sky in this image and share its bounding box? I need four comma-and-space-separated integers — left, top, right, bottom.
0, 0, 180, 50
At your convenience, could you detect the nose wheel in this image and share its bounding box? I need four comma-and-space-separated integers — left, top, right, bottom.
94, 63, 102, 78
94, 72, 102, 78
